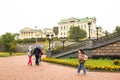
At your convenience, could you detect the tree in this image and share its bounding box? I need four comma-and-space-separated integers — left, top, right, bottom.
68, 26, 87, 41
115, 26, 120, 33
104, 30, 110, 37
1, 32, 16, 55
53, 26, 58, 35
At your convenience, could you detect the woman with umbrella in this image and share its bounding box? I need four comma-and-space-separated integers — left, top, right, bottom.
33, 45, 43, 65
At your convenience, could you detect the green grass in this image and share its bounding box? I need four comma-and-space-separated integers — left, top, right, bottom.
86, 58, 114, 66
59, 58, 78, 63
59, 58, 115, 66
0, 52, 26, 57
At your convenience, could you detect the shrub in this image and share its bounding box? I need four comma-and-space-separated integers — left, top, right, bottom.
113, 59, 120, 65
42, 57, 120, 71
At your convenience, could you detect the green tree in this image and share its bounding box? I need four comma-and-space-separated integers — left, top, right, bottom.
115, 26, 120, 33
104, 30, 110, 37
15, 38, 36, 43
68, 26, 87, 41
53, 26, 58, 35
1, 32, 16, 55
0, 37, 2, 44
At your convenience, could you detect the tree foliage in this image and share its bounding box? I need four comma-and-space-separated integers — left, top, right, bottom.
0, 32, 16, 52
15, 38, 46, 44
53, 26, 58, 35
68, 26, 87, 41
115, 26, 120, 33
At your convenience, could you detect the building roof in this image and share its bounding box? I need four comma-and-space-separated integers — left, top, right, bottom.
42, 28, 53, 33
20, 27, 36, 32
58, 17, 96, 24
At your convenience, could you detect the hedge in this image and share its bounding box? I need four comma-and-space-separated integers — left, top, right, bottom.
42, 57, 120, 72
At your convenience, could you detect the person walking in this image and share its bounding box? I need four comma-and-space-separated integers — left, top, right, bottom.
38, 45, 43, 63
38, 48, 43, 63
27, 46, 33, 66
33, 45, 43, 66
77, 49, 88, 74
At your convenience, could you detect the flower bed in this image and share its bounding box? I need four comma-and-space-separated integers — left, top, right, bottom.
42, 57, 120, 72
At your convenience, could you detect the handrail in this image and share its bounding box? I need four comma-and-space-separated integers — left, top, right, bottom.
53, 32, 120, 56
93, 32, 120, 45
53, 32, 120, 58
53, 41, 86, 54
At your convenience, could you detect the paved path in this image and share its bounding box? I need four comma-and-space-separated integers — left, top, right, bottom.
0, 55, 120, 80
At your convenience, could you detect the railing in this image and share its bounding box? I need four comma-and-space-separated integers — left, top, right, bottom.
52, 32, 120, 58
52, 40, 86, 55
53, 32, 120, 56
93, 32, 120, 45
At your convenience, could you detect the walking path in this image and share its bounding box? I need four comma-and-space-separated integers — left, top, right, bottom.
0, 55, 120, 80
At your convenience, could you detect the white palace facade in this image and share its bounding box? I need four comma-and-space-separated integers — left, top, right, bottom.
18, 17, 104, 39
57, 17, 104, 39
19, 27, 55, 39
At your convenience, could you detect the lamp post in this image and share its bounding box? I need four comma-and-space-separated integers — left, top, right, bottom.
60, 37, 66, 50
96, 27, 99, 40
46, 34, 53, 50
35, 26, 37, 44
88, 22, 91, 39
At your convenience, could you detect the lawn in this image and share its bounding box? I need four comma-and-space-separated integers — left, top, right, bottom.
86, 58, 115, 66
57, 58, 114, 66
0, 52, 26, 57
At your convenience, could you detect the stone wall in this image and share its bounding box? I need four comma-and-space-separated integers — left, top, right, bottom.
16, 44, 32, 52
57, 52, 78, 58
0, 43, 47, 53
0, 41, 75, 53
92, 41, 120, 56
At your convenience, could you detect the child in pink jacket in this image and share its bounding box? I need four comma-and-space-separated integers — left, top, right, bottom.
27, 46, 33, 66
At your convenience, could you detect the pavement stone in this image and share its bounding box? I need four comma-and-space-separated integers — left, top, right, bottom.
0, 55, 120, 80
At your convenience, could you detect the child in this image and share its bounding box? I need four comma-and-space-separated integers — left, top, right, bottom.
27, 46, 33, 66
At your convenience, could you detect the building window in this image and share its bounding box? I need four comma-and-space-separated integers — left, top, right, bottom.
81, 25, 83, 29
61, 32, 62, 35
61, 26, 62, 30
84, 24, 86, 29
67, 26, 68, 29
64, 32, 65, 35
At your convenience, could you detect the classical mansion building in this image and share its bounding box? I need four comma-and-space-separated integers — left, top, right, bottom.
57, 17, 105, 39
19, 27, 55, 39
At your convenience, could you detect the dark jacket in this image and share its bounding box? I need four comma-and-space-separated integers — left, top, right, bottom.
33, 48, 41, 56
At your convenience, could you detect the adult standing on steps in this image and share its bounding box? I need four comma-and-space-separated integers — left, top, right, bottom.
77, 49, 88, 74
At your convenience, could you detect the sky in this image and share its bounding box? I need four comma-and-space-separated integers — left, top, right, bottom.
0, 0, 120, 35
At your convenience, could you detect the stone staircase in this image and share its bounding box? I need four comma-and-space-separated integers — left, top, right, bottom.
93, 32, 120, 48
52, 40, 86, 58
52, 32, 120, 58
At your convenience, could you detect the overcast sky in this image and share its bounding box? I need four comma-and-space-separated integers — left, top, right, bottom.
0, 0, 120, 35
